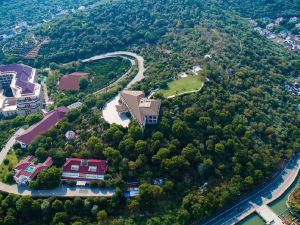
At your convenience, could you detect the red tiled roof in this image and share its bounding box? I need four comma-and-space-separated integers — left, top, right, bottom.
14, 157, 53, 180
15, 156, 35, 171
16, 107, 69, 145
62, 158, 108, 177
58, 72, 89, 91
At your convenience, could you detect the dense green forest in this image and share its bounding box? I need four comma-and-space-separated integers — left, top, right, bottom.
0, 0, 97, 31
221, 0, 300, 18
0, 0, 299, 224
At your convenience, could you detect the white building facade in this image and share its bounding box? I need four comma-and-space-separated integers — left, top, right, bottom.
0, 64, 43, 117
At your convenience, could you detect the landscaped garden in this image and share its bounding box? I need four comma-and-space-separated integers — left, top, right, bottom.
288, 184, 300, 214
0, 150, 18, 184
159, 74, 204, 98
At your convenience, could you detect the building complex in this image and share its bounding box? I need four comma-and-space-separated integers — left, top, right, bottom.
116, 90, 161, 128
0, 64, 43, 117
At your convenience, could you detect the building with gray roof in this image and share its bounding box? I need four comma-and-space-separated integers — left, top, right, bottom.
116, 90, 161, 129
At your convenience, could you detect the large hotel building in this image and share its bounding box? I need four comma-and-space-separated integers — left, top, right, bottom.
0, 64, 43, 117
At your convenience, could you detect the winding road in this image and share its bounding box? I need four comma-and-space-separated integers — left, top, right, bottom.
198, 154, 300, 225
82, 51, 145, 91
83, 51, 146, 127
0, 51, 146, 197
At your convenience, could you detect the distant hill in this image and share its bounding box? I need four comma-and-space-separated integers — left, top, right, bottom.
0, 0, 96, 32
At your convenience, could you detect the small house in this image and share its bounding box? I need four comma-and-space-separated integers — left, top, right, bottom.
14, 156, 53, 185
61, 158, 108, 185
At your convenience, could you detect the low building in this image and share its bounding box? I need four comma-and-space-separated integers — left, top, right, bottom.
116, 90, 161, 129
275, 17, 283, 25
192, 66, 202, 74
67, 101, 83, 110
65, 130, 76, 140
290, 17, 298, 23
58, 72, 89, 91
16, 106, 69, 148
14, 156, 53, 185
0, 64, 43, 117
266, 23, 275, 30
61, 158, 108, 185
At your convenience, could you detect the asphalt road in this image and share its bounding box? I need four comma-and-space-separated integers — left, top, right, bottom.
82, 51, 145, 89
83, 51, 146, 127
198, 155, 300, 225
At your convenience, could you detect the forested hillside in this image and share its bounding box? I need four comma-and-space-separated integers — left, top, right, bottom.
0, 0, 299, 225
0, 0, 98, 31
221, 0, 300, 18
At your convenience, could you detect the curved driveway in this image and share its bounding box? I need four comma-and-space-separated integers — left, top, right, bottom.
82, 51, 145, 90
198, 154, 300, 225
84, 51, 146, 127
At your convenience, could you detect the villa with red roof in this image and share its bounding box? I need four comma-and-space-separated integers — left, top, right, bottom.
14, 156, 53, 185
61, 158, 108, 185
16, 106, 69, 148
58, 72, 89, 91
0, 64, 43, 117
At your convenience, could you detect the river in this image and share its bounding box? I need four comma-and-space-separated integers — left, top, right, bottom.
238, 168, 300, 225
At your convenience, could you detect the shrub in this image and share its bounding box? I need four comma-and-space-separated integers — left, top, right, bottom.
3, 159, 9, 165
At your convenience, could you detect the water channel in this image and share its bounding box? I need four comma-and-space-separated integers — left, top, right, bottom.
238, 170, 300, 225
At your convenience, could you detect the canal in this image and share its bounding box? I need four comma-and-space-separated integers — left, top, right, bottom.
238, 169, 300, 225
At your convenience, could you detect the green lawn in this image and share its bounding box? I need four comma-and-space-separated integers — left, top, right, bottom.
0, 150, 18, 183
160, 75, 204, 98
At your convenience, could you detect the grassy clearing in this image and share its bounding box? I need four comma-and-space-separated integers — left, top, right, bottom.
0, 150, 18, 182
160, 75, 204, 98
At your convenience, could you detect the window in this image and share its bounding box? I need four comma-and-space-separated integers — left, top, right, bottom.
88, 166, 97, 172
62, 172, 79, 178
71, 165, 79, 171
81, 160, 88, 166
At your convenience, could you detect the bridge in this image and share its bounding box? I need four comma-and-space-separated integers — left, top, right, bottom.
255, 204, 284, 225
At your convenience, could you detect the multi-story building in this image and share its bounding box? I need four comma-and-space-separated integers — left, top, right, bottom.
0, 64, 43, 117
116, 90, 161, 129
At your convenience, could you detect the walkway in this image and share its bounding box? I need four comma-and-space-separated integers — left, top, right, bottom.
0, 128, 24, 164
198, 154, 300, 225
42, 82, 53, 107
255, 204, 284, 225
0, 129, 115, 197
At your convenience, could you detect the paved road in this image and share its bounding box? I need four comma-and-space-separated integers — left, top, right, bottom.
84, 51, 146, 127
82, 51, 145, 89
0, 128, 24, 164
198, 154, 300, 225
0, 128, 115, 197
